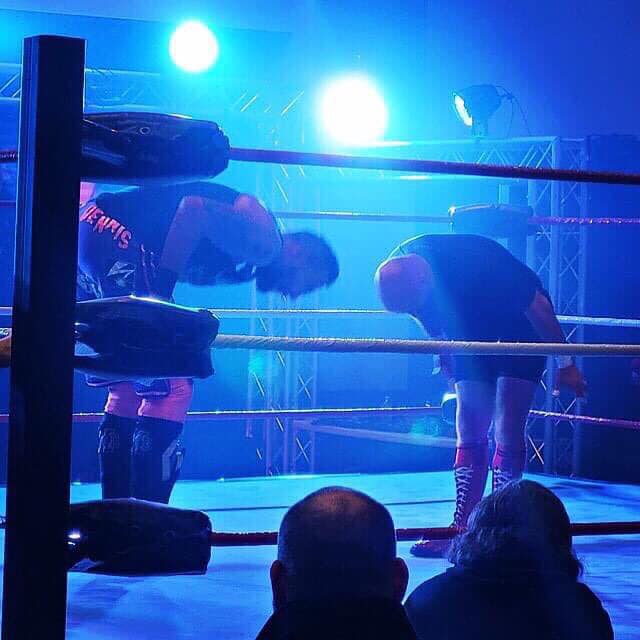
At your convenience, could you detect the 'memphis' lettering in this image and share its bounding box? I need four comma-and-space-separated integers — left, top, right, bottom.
80, 205, 132, 249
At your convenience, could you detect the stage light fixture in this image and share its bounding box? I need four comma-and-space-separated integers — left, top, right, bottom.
453, 84, 505, 137
170, 20, 219, 73
318, 74, 388, 146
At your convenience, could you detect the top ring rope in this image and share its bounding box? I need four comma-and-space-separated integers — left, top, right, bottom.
229, 147, 640, 186
214, 334, 640, 357
5, 143, 640, 186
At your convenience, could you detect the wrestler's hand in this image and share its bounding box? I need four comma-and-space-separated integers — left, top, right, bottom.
553, 363, 587, 398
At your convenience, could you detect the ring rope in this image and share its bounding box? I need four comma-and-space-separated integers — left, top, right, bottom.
0, 405, 634, 430
0, 306, 635, 328
210, 521, 640, 547
530, 216, 640, 226
1, 306, 639, 329
529, 410, 640, 431
0, 406, 443, 424
2, 306, 637, 329
4, 145, 640, 185
229, 147, 640, 186
214, 334, 640, 357
4, 198, 640, 226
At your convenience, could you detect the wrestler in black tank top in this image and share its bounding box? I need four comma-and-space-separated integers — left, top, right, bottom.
77, 182, 252, 299
388, 234, 544, 341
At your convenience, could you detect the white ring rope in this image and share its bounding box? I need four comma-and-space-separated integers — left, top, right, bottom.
214, 334, 640, 357
0, 307, 639, 329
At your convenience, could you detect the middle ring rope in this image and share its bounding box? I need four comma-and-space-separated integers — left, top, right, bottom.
214, 334, 640, 357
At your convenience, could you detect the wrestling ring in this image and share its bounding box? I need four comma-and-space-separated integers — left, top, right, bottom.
1, 34, 640, 639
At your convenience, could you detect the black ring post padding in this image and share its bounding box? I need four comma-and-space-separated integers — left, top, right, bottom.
1, 36, 85, 640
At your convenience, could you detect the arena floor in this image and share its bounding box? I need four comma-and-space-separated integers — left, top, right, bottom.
0, 471, 638, 639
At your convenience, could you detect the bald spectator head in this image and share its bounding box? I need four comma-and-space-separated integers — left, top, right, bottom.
270, 487, 408, 609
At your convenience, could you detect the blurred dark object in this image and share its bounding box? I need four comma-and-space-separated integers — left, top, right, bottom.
82, 112, 230, 184
68, 498, 212, 575
574, 135, 640, 483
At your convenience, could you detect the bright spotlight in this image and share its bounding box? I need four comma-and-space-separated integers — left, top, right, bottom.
319, 74, 388, 146
170, 20, 219, 73
453, 84, 505, 137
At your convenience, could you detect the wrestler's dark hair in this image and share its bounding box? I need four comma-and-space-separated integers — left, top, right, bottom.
286, 231, 340, 284
277, 486, 396, 601
447, 480, 582, 579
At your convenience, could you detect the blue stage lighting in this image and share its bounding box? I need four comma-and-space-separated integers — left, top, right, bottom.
453, 85, 504, 137
453, 93, 473, 127
169, 20, 219, 73
319, 74, 388, 146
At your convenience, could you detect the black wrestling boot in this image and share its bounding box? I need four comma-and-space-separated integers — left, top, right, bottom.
97, 413, 137, 499
131, 416, 185, 504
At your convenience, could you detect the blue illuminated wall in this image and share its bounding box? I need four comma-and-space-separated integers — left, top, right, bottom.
1, 1, 640, 480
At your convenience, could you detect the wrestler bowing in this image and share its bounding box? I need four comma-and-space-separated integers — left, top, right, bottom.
78, 181, 339, 503
375, 234, 585, 557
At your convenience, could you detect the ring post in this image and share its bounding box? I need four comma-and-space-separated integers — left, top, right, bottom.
1, 36, 85, 640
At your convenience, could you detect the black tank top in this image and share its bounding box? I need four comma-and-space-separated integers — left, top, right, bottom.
77, 182, 249, 298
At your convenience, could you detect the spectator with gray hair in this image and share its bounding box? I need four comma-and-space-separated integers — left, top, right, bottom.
405, 480, 613, 640
256, 486, 416, 640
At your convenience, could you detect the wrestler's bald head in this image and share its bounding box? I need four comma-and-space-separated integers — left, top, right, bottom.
375, 254, 434, 314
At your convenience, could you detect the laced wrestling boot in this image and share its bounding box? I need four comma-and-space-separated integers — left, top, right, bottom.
491, 445, 526, 492
411, 443, 489, 558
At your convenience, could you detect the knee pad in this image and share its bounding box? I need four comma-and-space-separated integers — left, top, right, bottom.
104, 382, 141, 419
131, 416, 185, 504
98, 413, 136, 499
139, 378, 194, 423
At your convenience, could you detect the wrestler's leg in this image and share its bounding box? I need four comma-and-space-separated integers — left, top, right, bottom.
99, 382, 141, 499
131, 378, 193, 503
492, 376, 537, 491
411, 376, 495, 558
452, 379, 495, 527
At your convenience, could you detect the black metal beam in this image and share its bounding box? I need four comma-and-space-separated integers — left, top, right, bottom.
1, 36, 85, 640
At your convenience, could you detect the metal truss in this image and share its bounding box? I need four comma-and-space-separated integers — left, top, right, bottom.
0, 62, 307, 148
255, 136, 588, 477
526, 139, 586, 476
1, 60, 588, 477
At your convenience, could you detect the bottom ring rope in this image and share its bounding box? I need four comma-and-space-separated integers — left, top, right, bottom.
210, 521, 640, 546
0, 406, 637, 430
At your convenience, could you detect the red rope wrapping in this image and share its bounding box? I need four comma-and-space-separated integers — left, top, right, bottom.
0, 406, 636, 430
3, 142, 640, 185
229, 147, 640, 186
529, 410, 640, 431
530, 216, 640, 225
209, 521, 640, 546
2, 196, 640, 226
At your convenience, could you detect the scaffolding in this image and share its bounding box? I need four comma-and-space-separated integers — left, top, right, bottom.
0, 63, 588, 477
263, 136, 588, 477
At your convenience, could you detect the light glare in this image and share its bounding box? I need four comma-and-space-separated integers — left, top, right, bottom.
170, 20, 219, 73
319, 75, 388, 146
